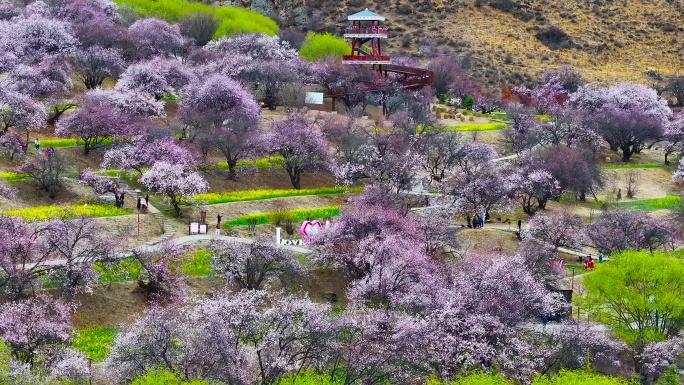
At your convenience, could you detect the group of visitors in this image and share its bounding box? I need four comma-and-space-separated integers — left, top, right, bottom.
15, 138, 42, 154
581, 253, 604, 270
115, 192, 126, 209
136, 194, 150, 213
467, 211, 488, 228
345, 25, 388, 34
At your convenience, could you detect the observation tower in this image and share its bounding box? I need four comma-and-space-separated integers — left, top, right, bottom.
343, 8, 391, 71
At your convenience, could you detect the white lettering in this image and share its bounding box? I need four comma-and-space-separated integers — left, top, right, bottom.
280, 239, 304, 246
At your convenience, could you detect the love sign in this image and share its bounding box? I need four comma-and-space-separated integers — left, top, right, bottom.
300, 220, 323, 243
280, 239, 305, 246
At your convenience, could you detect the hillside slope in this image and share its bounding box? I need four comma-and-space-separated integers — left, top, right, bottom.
226, 0, 683, 87
319, 0, 684, 86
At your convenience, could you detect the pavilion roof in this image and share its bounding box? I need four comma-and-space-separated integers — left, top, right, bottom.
348, 8, 385, 21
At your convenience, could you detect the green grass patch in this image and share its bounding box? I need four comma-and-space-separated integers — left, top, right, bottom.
96, 250, 214, 283
193, 186, 361, 205
41, 138, 114, 148
200, 156, 285, 171
97, 169, 124, 177
2, 204, 130, 221
72, 328, 120, 361
600, 163, 663, 169
418, 123, 507, 132
113, 0, 278, 38
0, 171, 29, 181
180, 249, 213, 276
95, 257, 144, 285
451, 123, 507, 131
488, 112, 508, 120
615, 195, 682, 211
224, 206, 339, 227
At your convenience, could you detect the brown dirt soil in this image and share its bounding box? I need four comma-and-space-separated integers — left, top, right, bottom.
93, 213, 163, 246
203, 168, 338, 192
597, 147, 670, 166
456, 228, 521, 255
600, 168, 678, 200
319, 0, 684, 88
72, 267, 350, 329
72, 283, 150, 329
1, 179, 95, 210
59, 145, 108, 171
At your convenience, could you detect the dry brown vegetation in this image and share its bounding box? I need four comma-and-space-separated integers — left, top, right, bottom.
309, 0, 684, 88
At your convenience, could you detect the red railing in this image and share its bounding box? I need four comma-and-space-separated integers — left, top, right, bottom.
343, 27, 388, 35
343, 55, 391, 62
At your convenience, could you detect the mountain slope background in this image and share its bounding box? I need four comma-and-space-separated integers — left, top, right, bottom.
217, 0, 684, 88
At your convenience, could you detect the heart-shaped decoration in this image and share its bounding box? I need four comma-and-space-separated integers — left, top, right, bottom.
300, 220, 323, 243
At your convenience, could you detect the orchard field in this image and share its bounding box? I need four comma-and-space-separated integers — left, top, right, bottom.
1, 1, 684, 385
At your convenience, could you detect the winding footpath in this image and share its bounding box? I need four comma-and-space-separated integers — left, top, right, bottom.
117, 176, 310, 255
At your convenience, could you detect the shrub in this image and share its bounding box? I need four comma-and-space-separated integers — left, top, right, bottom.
284, 217, 296, 235
396, 4, 412, 14
401, 34, 412, 47
462, 95, 474, 109
536, 25, 574, 50
179, 12, 219, 46
193, 186, 361, 205
112, 0, 278, 38
17, 151, 69, 198
490, 0, 516, 12
73, 327, 120, 361
2, 204, 130, 221
299, 32, 351, 61
272, 208, 289, 226
280, 28, 307, 50
224, 206, 340, 227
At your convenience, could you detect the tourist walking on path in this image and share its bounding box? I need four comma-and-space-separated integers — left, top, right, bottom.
217, 214, 222, 228
145, 194, 149, 206
517, 219, 522, 233
34, 138, 40, 151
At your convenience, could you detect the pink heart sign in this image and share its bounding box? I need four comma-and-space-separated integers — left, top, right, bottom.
300, 220, 323, 243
